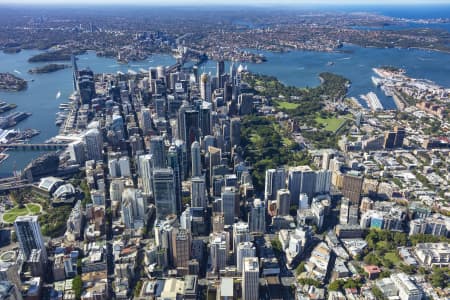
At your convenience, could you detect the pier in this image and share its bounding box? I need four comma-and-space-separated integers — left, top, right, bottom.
1, 143, 69, 151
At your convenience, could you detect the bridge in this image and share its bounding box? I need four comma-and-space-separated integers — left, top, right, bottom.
1, 143, 69, 151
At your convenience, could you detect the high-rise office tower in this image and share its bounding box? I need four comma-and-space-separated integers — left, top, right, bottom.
242, 257, 259, 300
199, 102, 212, 137
84, 128, 103, 161
167, 145, 182, 213
118, 156, 131, 177
138, 154, 153, 196
68, 140, 86, 165
191, 176, 207, 209
191, 141, 202, 177
208, 146, 222, 186
171, 228, 191, 269
237, 242, 255, 273
222, 187, 237, 226
210, 231, 229, 274
150, 136, 166, 169
288, 166, 316, 202
174, 139, 187, 180
276, 189, 291, 216
264, 168, 286, 201
140, 108, 152, 135
249, 199, 265, 234
122, 188, 146, 219
200, 73, 212, 102
230, 118, 241, 149
383, 131, 396, 149
153, 168, 177, 218
233, 222, 251, 253
342, 173, 364, 205
315, 169, 331, 195
217, 60, 225, 88
110, 179, 125, 203
14, 216, 47, 261
394, 126, 405, 148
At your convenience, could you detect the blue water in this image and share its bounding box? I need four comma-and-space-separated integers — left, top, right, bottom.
0, 50, 175, 177
1, 42, 450, 177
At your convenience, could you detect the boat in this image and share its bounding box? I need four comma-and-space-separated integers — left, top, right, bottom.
327, 61, 334, 66
55, 120, 64, 126
56, 91, 61, 99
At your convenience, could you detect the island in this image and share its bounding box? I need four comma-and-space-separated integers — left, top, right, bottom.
0, 73, 27, 91
28, 63, 70, 74
28, 49, 85, 63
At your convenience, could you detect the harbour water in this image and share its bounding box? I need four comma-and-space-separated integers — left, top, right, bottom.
1, 44, 450, 177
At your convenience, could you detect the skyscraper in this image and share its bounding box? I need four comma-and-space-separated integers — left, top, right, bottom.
140, 108, 152, 135
153, 168, 177, 218
233, 222, 251, 254
237, 242, 256, 273
222, 187, 237, 226
199, 101, 212, 137
264, 168, 286, 201
288, 166, 316, 202
276, 189, 291, 216
138, 154, 153, 196
217, 60, 225, 88
150, 136, 166, 169
230, 118, 241, 149
249, 199, 265, 234
242, 257, 259, 300
14, 216, 47, 261
200, 73, 212, 102
84, 128, 103, 161
394, 126, 405, 148
168, 145, 182, 213
210, 231, 229, 274
191, 176, 207, 209
191, 141, 202, 177
342, 173, 364, 205
172, 228, 191, 270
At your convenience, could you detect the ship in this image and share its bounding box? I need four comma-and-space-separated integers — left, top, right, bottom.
56, 91, 61, 99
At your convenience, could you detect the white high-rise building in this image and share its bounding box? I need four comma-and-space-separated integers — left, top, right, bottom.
138, 154, 153, 196
210, 231, 229, 274
191, 141, 202, 177
237, 242, 255, 273
110, 179, 125, 203
121, 189, 146, 228
14, 216, 47, 261
249, 199, 265, 234
233, 222, 251, 253
221, 187, 237, 225
191, 176, 207, 209
242, 257, 259, 300
118, 156, 131, 177
276, 189, 291, 216
264, 168, 286, 201
84, 128, 103, 161
108, 158, 120, 178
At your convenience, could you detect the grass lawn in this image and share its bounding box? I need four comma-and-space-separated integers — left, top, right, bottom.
385, 252, 401, 265
276, 101, 300, 110
27, 204, 41, 214
2, 204, 42, 223
315, 115, 347, 132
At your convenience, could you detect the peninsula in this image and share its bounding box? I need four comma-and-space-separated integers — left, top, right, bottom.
0, 73, 27, 91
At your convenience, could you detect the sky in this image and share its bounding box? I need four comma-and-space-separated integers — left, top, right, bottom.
0, 0, 449, 5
